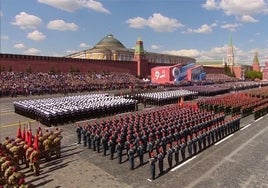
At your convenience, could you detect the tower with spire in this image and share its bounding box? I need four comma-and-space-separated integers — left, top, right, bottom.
252, 51, 261, 72
133, 37, 148, 78
225, 36, 235, 66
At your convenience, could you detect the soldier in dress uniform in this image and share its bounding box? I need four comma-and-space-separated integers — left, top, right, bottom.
180, 139, 186, 161
149, 152, 157, 180
101, 134, 108, 156
128, 144, 135, 170
116, 139, 123, 164
187, 135, 193, 158
124, 136, 131, 160
137, 141, 144, 166
86, 128, 92, 149
167, 144, 173, 169
76, 124, 82, 144
157, 147, 164, 175
82, 126, 87, 147
192, 133, 198, 155
29, 149, 40, 176
108, 137, 115, 160
147, 138, 154, 158
173, 141, 180, 165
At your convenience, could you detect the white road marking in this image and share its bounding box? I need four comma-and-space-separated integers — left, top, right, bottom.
171, 156, 197, 172
187, 124, 268, 188
255, 117, 263, 122
241, 124, 251, 130
214, 134, 234, 146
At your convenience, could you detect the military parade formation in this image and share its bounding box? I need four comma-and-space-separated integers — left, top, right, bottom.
0, 124, 63, 187
13, 94, 138, 126
75, 102, 242, 180
2, 84, 268, 186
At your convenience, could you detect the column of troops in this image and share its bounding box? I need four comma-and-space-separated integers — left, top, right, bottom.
76, 103, 241, 180
132, 89, 198, 107
0, 124, 63, 187
14, 94, 138, 126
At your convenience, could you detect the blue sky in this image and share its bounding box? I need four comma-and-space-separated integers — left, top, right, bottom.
1, 0, 268, 66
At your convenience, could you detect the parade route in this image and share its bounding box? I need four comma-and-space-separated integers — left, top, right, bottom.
1, 95, 268, 188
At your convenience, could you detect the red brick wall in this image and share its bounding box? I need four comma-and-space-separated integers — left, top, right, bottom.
0, 53, 137, 75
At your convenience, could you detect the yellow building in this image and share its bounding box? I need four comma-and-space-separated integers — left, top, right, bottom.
66, 34, 195, 65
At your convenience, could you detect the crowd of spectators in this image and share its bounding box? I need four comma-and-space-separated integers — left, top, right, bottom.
0, 72, 146, 97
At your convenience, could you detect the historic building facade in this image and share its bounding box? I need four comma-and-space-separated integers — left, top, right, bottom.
66, 34, 195, 65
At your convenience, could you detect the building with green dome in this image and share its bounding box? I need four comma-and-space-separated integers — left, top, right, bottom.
66, 34, 195, 65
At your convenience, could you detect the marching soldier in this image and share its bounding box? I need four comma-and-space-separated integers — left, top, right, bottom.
157, 148, 164, 175
137, 141, 144, 166
180, 139, 186, 161
76, 124, 82, 144
128, 144, 135, 170
149, 152, 157, 180
108, 137, 115, 160
173, 141, 180, 165
187, 135, 193, 158
116, 140, 123, 164
29, 149, 40, 176
167, 144, 173, 169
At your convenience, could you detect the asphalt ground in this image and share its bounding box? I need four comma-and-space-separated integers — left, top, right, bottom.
0, 94, 268, 188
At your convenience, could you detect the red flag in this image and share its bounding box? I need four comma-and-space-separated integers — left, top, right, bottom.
27, 130, 33, 146
25, 127, 28, 144
33, 133, 39, 151
16, 123, 22, 139
22, 126, 26, 141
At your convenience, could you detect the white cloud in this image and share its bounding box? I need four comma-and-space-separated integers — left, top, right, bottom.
203, 0, 268, 23
126, 17, 147, 29
27, 30, 46, 41
1, 35, 8, 40
79, 42, 91, 48
151, 44, 161, 50
219, 0, 266, 16
126, 13, 184, 32
164, 49, 201, 58
23, 48, 41, 55
238, 15, 258, 23
0, 11, 3, 17
221, 23, 241, 32
38, 0, 110, 14
202, 0, 218, 10
14, 43, 26, 49
11, 12, 42, 29
185, 23, 217, 34
47, 20, 78, 31
81, 0, 110, 14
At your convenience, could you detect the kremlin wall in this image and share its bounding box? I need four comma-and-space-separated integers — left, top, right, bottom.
0, 34, 267, 80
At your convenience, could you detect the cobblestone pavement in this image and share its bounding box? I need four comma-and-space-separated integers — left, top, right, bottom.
1, 94, 268, 188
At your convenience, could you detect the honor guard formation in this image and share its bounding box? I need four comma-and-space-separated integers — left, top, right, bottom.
2, 81, 268, 185
13, 94, 138, 126
0, 123, 63, 188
